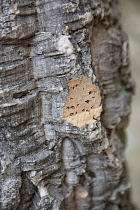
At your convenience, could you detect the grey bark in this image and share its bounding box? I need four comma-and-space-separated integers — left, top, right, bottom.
0, 0, 134, 210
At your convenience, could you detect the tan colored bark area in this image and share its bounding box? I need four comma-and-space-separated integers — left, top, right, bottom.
62, 76, 102, 127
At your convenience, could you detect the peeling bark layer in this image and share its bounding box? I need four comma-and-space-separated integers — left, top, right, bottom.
0, 0, 134, 209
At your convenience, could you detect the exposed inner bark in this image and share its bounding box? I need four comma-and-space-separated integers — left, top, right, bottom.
62, 76, 102, 127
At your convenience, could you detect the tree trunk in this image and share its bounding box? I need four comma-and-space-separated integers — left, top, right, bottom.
0, 0, 134, 209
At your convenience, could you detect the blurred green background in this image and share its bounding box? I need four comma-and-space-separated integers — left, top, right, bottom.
120, 0, 140, 208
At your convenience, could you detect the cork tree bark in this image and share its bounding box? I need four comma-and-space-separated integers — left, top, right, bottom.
0, 0, 134, 210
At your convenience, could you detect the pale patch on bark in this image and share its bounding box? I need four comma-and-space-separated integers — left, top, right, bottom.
76, 189, 88, 198
57, 35, 74, 55
62, 76, 102, 128
38, 185, 48, 198
79, 12, 93, 25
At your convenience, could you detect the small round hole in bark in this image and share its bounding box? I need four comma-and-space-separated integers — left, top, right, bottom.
85, 100, 90, 103
70, 113, 74, 116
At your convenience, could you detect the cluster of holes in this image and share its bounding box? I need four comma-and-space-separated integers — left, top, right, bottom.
65, 84, 98, 118
66, 104, 95, 114
68, 109, 95, 116
62, 77, 102, 128
71, 84, 78, 89
82, 109, 89, 112
66, 106, 75, 109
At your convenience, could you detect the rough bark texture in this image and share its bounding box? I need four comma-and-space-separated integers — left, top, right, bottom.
0, 0, 134, 210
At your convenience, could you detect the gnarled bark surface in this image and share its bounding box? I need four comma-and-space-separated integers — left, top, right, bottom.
0, 0, 134, 209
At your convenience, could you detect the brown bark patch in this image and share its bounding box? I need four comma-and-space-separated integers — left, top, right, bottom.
62, 76, 102, 127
